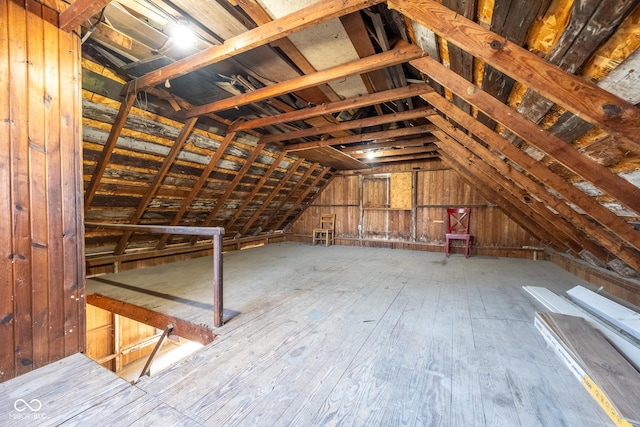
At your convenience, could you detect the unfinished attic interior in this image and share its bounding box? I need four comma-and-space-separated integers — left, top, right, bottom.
2, 0, 640, 424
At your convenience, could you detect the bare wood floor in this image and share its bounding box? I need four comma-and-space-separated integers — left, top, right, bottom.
3, 243, 614, 425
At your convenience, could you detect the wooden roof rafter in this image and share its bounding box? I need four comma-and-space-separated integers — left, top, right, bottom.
155, 130, 238, 250
435, 137, 616, 267
240, 157, 306, 236
59, 0, 112, 32
432, 121, 640, 272
411, 55, 640, 215
224, 150, 288, 232
113, 117, 199, 255
425, 94, 640, 256
390, 0, 640, 148
262, 162, 321, 230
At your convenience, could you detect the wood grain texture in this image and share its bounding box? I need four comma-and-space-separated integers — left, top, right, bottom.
412, 55, 640, 216
121, 0, 385, 94
0, 0, 84, 382
185, 42, 425, 118
389, 0, 640, 148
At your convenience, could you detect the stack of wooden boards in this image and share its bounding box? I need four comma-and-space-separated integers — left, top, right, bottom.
524, 285, 640, 427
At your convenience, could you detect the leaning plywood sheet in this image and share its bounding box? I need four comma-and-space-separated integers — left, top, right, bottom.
535, 312, 640, 427
567, 285, 640, 341
524, 286, 640, 370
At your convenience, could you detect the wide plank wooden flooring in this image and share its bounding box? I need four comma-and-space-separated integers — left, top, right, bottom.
2, 243, 616, 425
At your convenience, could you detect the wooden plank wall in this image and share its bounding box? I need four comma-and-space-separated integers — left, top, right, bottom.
290, 160, 541, 257
86, 304, 158, 372
0, 0, 85, 382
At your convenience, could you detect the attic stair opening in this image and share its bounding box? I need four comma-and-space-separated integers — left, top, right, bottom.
85, 303, 205, 383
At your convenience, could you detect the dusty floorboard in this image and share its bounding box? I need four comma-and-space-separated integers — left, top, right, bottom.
3, 243, 615, 425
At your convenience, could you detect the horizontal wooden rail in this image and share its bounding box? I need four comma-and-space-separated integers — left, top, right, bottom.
86, 223, 225, 327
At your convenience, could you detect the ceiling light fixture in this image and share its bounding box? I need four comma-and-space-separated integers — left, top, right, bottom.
171, 21, 196, 49
366, 151, 376, 159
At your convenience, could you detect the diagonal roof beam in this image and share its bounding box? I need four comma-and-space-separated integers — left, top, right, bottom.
185, 41, 425, 118
59, 0, 112, 32
432, 119, 640, 271
240, 158, 306, 235
435, 136, 614, 266
411, 55, 640, 215
273, 167, 332, 231
425, 94, 640, 255
259, 107, 435, 144
114, 117, 198, 255
84, 92, 136, 214
156, 130, 237, 250
120, 0, 385, 96
263, 163, 320, 230
224, 150, 288, 232
232, 83, 433, 132
285, 124, 436, 152
439, 154, 566, 253
389, 0, 640, 148
189, 143, 267, 245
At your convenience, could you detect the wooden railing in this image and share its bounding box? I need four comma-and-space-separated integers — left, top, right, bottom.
85, 223, 225, 327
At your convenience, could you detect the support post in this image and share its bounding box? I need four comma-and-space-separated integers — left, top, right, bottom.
213, 233, 224, 327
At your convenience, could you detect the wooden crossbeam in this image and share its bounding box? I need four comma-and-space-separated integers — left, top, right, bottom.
59, 0, 112, 32
87, 294, 215, 344
120, 0, 384, 95
232, 83, 434, 132
352, 145, 437, 159
425, 95, 640, 256
389, 0, 640, 148
341, 136, 438, 152
114, 117, 198, 255
84, 92, 136, 214
259, 107, 435, 144
285, 124, 436, 152
361, 152, 440, 163
411, 55, 640, 215
185, 41, 425, 118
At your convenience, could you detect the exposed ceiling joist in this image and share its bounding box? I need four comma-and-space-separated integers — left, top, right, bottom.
233, 83, 434, 132
59, 0, 112, 32
120, 0, 385, 94
184, 41, 425, 118
285, 124, 436, 152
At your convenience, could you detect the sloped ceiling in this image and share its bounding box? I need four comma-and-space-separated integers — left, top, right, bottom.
65, 0, 640, 277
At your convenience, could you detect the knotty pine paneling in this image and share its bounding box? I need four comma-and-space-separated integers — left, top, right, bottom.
0, 0, 84, 382
291, 163, 541, 256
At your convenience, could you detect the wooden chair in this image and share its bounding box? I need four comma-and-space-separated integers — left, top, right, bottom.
312, 213, 336, 246
445, 208, 471, 258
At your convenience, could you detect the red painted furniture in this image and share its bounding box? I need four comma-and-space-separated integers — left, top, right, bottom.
445, 208, 471, 258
